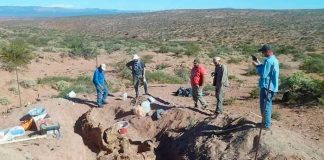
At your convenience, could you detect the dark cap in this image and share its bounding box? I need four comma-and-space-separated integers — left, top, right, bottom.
258, 44, 272, 52
193, 58, 200, 64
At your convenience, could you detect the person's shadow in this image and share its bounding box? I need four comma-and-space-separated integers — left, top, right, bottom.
65, 97, 98, 108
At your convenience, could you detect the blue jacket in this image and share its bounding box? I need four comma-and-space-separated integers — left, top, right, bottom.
93, 68, 106, 86
256, 55, 279, 92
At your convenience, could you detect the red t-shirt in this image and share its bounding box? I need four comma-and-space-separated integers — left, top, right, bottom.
191, 64, 207, 86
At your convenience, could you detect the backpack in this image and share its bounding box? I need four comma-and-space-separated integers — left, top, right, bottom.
176, 87, 192, 97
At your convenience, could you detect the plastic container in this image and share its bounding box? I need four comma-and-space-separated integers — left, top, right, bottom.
141, 100, 151, 113
28, 107, 47, 117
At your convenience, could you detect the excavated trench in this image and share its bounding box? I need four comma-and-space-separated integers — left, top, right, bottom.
74, 106, 263, 160
74, 104, 324, 160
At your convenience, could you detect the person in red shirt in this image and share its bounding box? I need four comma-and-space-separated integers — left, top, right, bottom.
191, 58, 208, 108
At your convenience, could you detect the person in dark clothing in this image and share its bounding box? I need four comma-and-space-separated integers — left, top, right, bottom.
126, 54, 148, 97
92, 64, 109, 107
212, 57, 229, 115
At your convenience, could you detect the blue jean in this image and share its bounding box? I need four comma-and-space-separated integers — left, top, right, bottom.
260, 88, 274, 128
95, 84, 109, 106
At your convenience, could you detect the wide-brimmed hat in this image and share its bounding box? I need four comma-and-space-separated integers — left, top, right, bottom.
133, 54, 139, 60
101, 64, 107, 71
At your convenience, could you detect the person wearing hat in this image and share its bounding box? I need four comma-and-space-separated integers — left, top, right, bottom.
190, 58, 208, 108
252, 44, 279, 130
126, 54, 148, 97
211, 57, 229, 115
93, 64, 109, 107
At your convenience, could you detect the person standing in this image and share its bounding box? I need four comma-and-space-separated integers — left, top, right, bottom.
92, 64, 109, 107
212, 57, 229, 115
126, 54, 148, 97
252, 44, 279, 129
190, 58, 208, 108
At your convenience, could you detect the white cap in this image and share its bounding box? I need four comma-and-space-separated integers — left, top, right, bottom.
133, 54, 139, 60
101, 64, 106, 71
213, 57, 221, 61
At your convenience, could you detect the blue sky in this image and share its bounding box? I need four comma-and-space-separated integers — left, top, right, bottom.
1, 0, 323, 10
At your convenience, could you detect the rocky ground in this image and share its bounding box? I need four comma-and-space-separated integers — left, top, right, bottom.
0, 51, 323, 160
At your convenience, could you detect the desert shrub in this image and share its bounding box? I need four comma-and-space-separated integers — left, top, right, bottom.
224, 97, 236, 106
156, 63, 170, 70
236, 44, 259, 55
227, 57, 243, 64
279, 62, 291, 69
107, 79, 123, 93
19, 80, 37, 89
249, 87, 259, 99
0, 96, 11, 105
142, 55, 154, 64
8, 86, 18, 95
64, 37, 98, 59
105, 43, 123, 54
53, 80, 71, 91
114, 60, 132, 80
174, 67, 190, 83
38, 75, 95, 98
305, 45, 316, 52
280, 72, 324, 105
203, 84, 214, 92
158, 45, 169, 53
207, 46, 233, 58
228, 75, 238, 81
244, 65, 258, 76
38, 76, 73, 85
184, 42, 200, 56
272, 110, 281, 121
300, 54, 324, 74
274, 45, 298, 55
146, 70, 185, 84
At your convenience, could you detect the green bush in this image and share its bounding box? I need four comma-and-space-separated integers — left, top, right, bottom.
19, 80, 37, 89
38, 75, 95, 98
156, 63, 170, 70
203, 84, 214, 92
244, 65, 258, 76
272, 110, 281, 121
142, 55, 154, 64
280, 72, 324, 105
228, 75, 238, 81
184, 42, 200, 56
0, 96, 11, 105
227, 57, 243, 64
300, 54, 324, 74
114, 60, 132, 80
146, 70, 185, 84
53, 80, 71, 91
64, 37, 98, 59
249, 87, 259, 99
224, 97, 236, 106
174, 67, 190, 83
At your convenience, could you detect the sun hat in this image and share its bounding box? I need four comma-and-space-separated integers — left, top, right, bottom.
101, 64, 107, 71
133, 54, 139, 60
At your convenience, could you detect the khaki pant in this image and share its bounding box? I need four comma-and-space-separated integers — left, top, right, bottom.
192, 85, 207, 107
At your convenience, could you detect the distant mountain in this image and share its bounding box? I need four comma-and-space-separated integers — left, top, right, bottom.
0, 6, 140, 18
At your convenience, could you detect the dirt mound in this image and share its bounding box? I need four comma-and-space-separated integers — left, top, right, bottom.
78, 104, 324, 160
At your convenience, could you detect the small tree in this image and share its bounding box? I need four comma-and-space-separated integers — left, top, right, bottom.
0, 40, 34, 107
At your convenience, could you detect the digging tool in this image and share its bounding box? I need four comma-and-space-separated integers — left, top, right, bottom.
254, 64, 274, 160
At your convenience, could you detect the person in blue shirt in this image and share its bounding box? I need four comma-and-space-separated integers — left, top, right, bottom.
252, 44, 279, 129
93, 64, 109, 107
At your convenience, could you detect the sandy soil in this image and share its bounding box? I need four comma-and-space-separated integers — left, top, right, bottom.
0, 51, 323, 159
